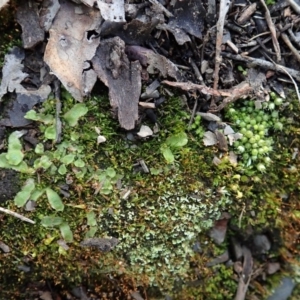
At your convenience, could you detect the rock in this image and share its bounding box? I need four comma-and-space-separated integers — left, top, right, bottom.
267, 277, 296, 300
253, 234, 271, 254
206, 250, 229, 267
208, 212, 231, 244
231, 237, 243, 261
267, 262, 281, 275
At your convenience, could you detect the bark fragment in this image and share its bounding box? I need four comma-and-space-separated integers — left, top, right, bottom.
92, 37, 141, 130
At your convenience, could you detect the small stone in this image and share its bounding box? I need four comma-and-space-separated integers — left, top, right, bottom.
267, 262, 280, 275
253, 234, 271, 254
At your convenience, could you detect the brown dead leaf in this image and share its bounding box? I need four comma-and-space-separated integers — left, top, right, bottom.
44, 0, 101, 101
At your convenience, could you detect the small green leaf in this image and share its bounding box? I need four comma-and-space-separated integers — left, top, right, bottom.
42, 114, 55, 124
34, 155, 52, 170
87, 211, 97, 226
44, 236, 55, 245
74, 158, 85, 168
58, 164, 67, 175
31, 189, 45, 201
6, 132, 24, 166
60, 154, 75, 165
0, 153, 11, 168
63, 103, 88, 127
150, 168, 162, 175
161, 146, 174, 164
70, 132, 80, 141
14, 179, 35, 207
6, 149, 24, 166
85, 226, 98, 238
166, 131, 188, 148
46, 188, 64, 211
59, 222, 73, 243
45, 124, 57, 140
12, 161, 34, 174
35, 143, 44, 154
58, 246, 67, 255
41, 216, 63, 227
24, 110, 39, 121
106, 167, 116, 178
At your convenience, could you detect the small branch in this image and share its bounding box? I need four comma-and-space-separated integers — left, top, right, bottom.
209, 81, 252, 112
280, 30, 300, 63
259, 0, 281, 62
149, 0, 173, 17
188, 98, 198, 129
0, 207, 35, 224
189, 58, 204, 84
213, 0, 231, 91
163, 80, 253, 112
54, 79, 62, 144
234, 273, 252, 300
221, 52, 300, 82
162, 80, 231, 97
287, 0, 300, 14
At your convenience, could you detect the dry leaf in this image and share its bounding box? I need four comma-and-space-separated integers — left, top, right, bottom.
44, 0, 101, 101
203, 131, 218, 146
137, 125, 153, 138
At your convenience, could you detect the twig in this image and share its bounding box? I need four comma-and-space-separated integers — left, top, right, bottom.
149, 0, 173, 17
188, 98, 198, 129
259, 0, 281, 62
269, 58, 300, 104
238, 204, 245, 228
189, 58, 204, 84
237, 2, 257, 25
280, 30, 300, 63
162, 80, 231, 97
210, 81, 253, 112
54, 79, 62, 144
287, 0, 300, 14
163, 80, 253, 112
213, 0, 231, 92
221, 52, 300, 82
248, 31, 271, 42
0, 207, 35, 224
234, 272, 252, 300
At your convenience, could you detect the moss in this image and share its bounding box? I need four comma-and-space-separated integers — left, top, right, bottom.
0, 1, 22, 68
1, 3, 300, 296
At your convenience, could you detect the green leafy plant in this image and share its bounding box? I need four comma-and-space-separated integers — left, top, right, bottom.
160, 131, 188, 163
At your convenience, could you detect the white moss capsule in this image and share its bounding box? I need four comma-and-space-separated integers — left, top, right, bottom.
257, 163, 266, 172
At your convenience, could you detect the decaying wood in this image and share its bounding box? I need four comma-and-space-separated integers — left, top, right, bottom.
92, 37, 141, 130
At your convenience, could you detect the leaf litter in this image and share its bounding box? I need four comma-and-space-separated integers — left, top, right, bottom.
1, 0, 300, 298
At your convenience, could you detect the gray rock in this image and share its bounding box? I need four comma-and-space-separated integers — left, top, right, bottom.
253, 234, 271, 254
267, 277, 296, 300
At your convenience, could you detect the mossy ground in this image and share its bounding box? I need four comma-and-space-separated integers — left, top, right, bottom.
1, 4, 300, 299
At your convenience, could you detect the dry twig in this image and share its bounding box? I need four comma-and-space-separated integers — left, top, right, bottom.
213, 0, 231, 92
0, 207, 35, 224
280, 31, 300, 63
221, 52, 300, 82
259, 0, 281, 62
